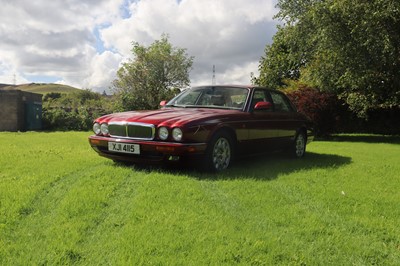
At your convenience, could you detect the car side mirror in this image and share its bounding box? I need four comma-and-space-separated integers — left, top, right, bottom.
254, 101, 272, 110
159, 100, 167, 107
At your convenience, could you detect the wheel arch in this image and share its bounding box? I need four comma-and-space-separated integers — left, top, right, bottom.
205, 125, 238, 160
296, 126, 308, 141
208, 126, 237, 147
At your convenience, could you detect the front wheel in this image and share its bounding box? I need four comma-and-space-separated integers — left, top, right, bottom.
293, 131, 306, 158
204, 132, 233, 172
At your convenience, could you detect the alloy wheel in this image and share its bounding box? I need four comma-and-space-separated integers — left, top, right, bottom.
212, 137, 231, 171
295, 133, 306, 157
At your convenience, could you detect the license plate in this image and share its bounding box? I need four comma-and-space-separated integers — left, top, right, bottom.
108, 142, 140, 154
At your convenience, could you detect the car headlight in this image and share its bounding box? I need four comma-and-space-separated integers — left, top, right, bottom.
93, 122, 101, 135
158, 127, 169, 140
172, 128, 183, 141
100, 123, 109, 135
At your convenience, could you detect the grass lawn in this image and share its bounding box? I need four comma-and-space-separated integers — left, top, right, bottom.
0, 132, 399, 265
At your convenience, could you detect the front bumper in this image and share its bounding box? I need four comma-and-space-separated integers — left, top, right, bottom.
88, 135, 207, 163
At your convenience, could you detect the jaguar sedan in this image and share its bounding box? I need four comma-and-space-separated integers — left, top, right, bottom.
88, 85, 314, 171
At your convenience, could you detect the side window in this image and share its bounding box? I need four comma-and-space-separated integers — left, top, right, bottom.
270, 91, 293, 112
251, 90, 267, 108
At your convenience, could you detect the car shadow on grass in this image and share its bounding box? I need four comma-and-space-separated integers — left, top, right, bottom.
124, 152, 352, 181
213, 152, 352, 181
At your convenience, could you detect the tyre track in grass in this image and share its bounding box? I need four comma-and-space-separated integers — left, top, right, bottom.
0, 162, 98, 240
75, 170, 182, 264
73, 168, 147, 264
13, 163, 105, 223
0, 132, 95, 228
77, 172, 245, 264
1, 162, 136, 264
0, 159, 92, 237
161, 174, 282, 264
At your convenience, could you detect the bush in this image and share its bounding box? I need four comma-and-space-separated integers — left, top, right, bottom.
285, 86, 345, 136
281, 81, 400, 136
42, 90, 114, 131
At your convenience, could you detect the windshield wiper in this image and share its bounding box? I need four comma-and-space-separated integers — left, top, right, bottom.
165, 104, 187, 108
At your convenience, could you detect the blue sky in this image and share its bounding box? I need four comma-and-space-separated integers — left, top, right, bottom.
0, 0, 278, 93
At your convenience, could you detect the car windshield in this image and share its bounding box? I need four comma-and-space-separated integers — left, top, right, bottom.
166, 86, 249, 110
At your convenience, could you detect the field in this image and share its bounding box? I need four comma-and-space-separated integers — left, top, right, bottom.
0, 83, 81, 94
0, 132, 399, 265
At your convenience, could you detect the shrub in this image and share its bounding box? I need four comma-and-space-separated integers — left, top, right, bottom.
41, 90, 114, 131
285, 86, 345, 136
281, 80, 400, 136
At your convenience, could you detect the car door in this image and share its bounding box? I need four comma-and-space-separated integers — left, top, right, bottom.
268, 90, 300, 146
243, 89, 281, 154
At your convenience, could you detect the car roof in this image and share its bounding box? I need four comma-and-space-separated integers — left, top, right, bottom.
191, 85, 281, 92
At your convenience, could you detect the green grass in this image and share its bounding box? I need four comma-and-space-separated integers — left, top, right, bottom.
0, 132, 399, 265
1, 83, 81, 94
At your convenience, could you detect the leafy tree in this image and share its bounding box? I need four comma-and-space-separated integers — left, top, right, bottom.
256, 0, 400, 118
113, 35, 194, 111
256, 24, 305, 89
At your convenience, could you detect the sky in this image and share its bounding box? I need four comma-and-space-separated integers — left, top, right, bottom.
0, 0, 279, 93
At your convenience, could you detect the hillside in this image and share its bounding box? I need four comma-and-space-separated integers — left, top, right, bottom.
0, 83, 81, 94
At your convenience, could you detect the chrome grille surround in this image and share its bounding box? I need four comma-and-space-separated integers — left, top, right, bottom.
108, 122, 155, 140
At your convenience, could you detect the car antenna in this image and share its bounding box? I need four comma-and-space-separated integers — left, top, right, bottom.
212, 65, 216, 85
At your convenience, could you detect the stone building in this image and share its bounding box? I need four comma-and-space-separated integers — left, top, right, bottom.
0, 89, 42, 131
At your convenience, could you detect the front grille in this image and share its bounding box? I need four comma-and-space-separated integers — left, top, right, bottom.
108, 122, 155, 140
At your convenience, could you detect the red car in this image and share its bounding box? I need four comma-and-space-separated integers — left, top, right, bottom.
88, 85, 314, 171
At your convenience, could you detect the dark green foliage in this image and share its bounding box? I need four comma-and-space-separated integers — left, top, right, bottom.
256, 0, 400, 119
42, 89, 114, 131
285, 83, 400, 135
42, 92, 62, 101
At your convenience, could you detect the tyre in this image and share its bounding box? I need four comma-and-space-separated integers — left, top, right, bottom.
293, 131, 306, 158
204, 131, 234, 172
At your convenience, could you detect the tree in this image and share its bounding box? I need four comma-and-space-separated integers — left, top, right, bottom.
113, 35, 194, 111
256, 0, 400, 118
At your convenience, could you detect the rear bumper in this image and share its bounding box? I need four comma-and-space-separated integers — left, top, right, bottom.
88, 135, 207, 163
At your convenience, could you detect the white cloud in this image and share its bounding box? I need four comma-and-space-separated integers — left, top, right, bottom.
0, 0, 123, 90
101, 0, 279, 88
83, 51, 123, 90
0, 0, 279, 92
